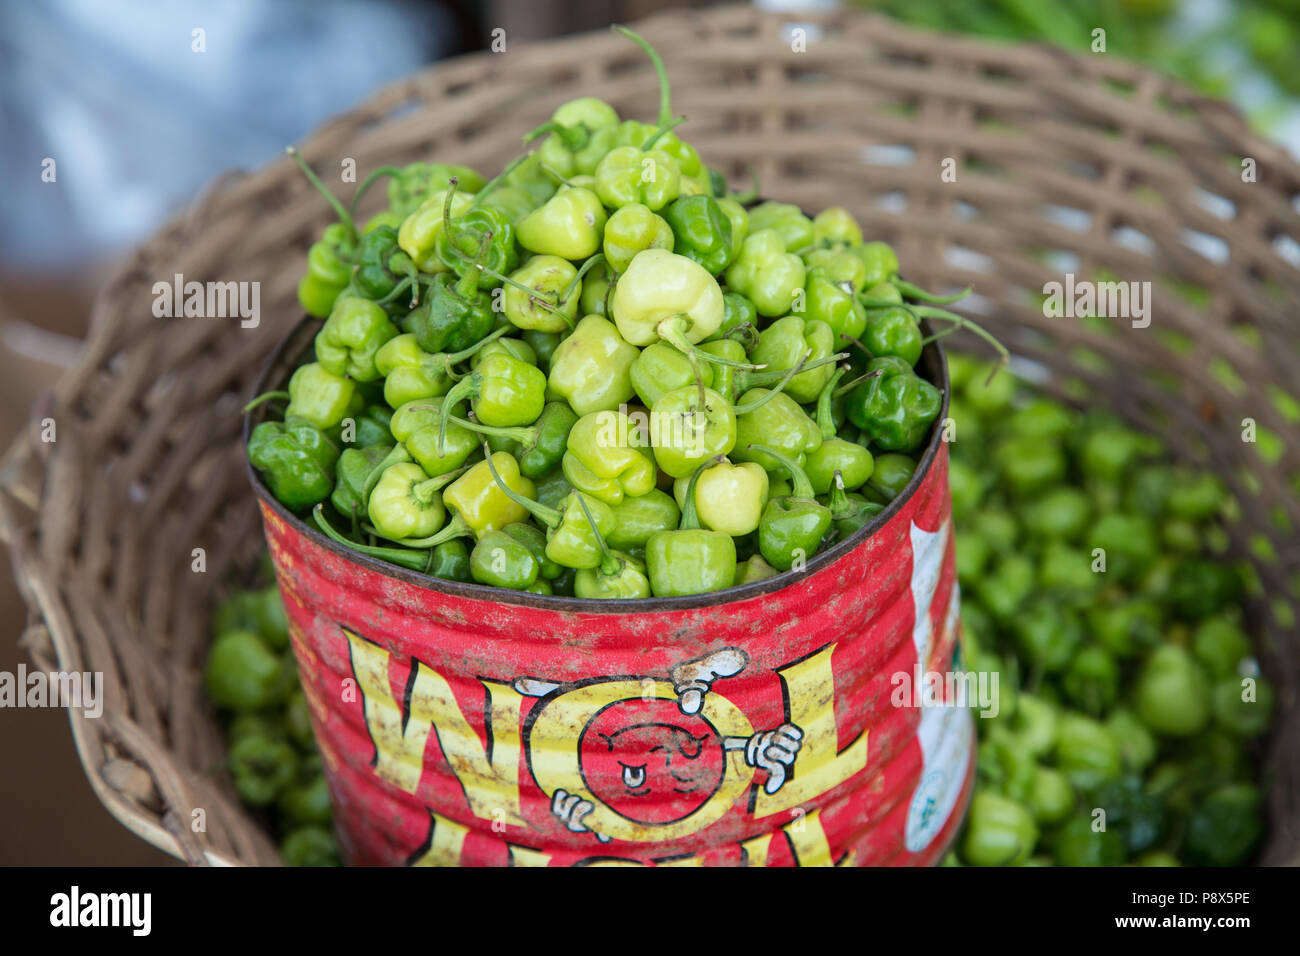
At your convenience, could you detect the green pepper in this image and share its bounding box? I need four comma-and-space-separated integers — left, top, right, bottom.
205, 630, 284, 711
381, 161, 486, 218
375, 328, 507, 409
736, 554, 780, 584
1094, 775, 1166, 855
684, 458, 769, 536
578, 258, 612, 317
1168, 558, 1242, 619
1104, 708, 1157, 772
1191, 615, 1252, 679
470, 529, 540, 590
298, 222, 358, 318
228, 733, 298, 806
724, 229, 806, 317
398, 186, 474, 273
473, 336, 537, 370
572, 494, 652, 599
747, 201, 814, 252
829, 473, 884, 539
1182, 784, 1263, 866
483, 453, 616, 570
1027, 767, 1074, 825
463, 401, 580, 480
529, 96, 621, 177
812, 206, 863, 245
1021, 487, 1090, 540
1011, 598, 1083, 672
1055, 713, 1121, 792
804, 247, 868, 291
503, 255, 581, 333
1009, 693, 1058, 757
645, 464, 737, 596
351, 224, 418, 304
662, 195, 735, 274
844, 356, 942, 453
285, 363, 358, 431
610, 249, 724, 349
630, 341, 713, 408
603, 203, 675, 273
1061, 645, 1119, 716
851, 241, 899, 287
281, 826, 342, 867
1038, 541, 1100, 597
1211, 674, 1274, 738
750, 316, 837, 404
562, 410, 658, 504
278, 764, 332, 826
407, 236, 497, 353
438, 352, 548, 455
864, 453, 915, 502
861, 306, 923, 367
594, 145, 681, 211
331, 442, 394, 525
961, 791, 1038, 866
248, 416, 341, 511
751, 445, 832, 572
1134, 644, 1211, 737
517, 186, 607, 260
1051, 814, 1125, 867
732, 388, 822, 473
605, 489, 680, 551
546, 315, 639, 415
715, 291, 758, 341
804, 369, 874, 494
794, 269, 867, 343
1088, 598, 1162, 659
348, 404, 393, 447
994, 436, 1067, 497
367, 462, 461, 542
437, 195, 518, 287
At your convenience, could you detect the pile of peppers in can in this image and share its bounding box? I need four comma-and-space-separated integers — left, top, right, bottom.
946, 358, 1272, 866
204, 561, 341, 866
247, 27, 1005, 599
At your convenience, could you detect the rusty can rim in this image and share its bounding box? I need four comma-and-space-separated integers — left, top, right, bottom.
245, 316, 951, 613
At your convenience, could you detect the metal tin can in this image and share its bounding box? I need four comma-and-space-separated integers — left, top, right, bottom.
250, 323, 974, 866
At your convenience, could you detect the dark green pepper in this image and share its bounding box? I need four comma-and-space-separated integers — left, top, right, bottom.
845, 356, 942, 453
751, 444, 833, 572
662, 195, 735, 274
248, 416, 341, 511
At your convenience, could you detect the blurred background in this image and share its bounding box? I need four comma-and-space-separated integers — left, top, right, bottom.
0, 0, 1296, 864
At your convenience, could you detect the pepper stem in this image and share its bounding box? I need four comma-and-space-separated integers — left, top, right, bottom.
449, 413, 537, 445
437, 377, 479, 455
748, 444, 815, 500
412, 467, 467, 504
828, 471, 856, 521
287, 147, 357, 237
738, 349, 847, 392
816, 368, 847, 439
242, 390, 290, 414
468, 152, 534, 210
678, 461, 709, 531
484, 447, 562, 528
732, 351, 810, 416
563, 253, 605, 304
658, 316, 764, 370
640, 115, 687, 152
471, 263, 570, 321
348, 164, 405, 217
614, 26, 673, 128
892, 279, 972, 304
833, 367, 883, 400
313, 504, 433, 573
368, 513, 472, 549
575, 493, 620, 576
539, 163, 577, 187
361, 444, 414, 504
453, 229, 493, 299
441, 325, 510, 371
523, 121, 584, 151
907, 304, 1009, 376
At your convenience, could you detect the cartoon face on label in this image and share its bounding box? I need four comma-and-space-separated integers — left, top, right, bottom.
580, 700, 725, 824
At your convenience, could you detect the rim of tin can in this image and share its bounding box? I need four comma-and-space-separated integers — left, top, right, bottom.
244, 316, 951, 613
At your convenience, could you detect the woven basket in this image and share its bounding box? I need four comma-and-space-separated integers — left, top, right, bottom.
1, 3, 1296, 866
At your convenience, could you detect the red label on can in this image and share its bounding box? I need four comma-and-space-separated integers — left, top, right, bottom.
261, 442, 973, 866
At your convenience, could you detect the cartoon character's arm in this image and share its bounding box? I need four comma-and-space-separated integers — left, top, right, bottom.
670, 648, 749, 715
725, 723, 804, 794
550, 789, 611, 843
